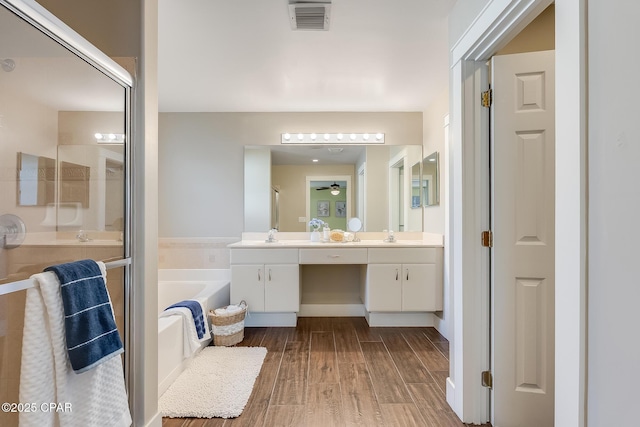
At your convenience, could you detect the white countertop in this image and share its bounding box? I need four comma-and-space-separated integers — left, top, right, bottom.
228, 232, 443, 248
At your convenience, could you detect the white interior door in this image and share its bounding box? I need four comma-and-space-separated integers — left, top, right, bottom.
491, 50, 555, 426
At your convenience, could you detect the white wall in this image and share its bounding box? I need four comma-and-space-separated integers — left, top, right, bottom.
448, 0, 492, 48
158, 112, 422, 238
587, 0, 640, 424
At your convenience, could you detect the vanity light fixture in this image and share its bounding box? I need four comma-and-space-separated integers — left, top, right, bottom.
94, 132, 125, 144
281, 132, 385, 144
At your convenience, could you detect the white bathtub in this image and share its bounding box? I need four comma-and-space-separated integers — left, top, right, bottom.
157, 269, 230, 396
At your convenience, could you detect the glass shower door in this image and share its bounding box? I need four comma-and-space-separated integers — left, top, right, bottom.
0, 2, 133, 425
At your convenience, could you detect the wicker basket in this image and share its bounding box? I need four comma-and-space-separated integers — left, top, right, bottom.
209, 301, 247, 346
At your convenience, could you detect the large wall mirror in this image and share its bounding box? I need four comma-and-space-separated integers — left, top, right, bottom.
422, 151, 439, 207
244, 144, 423, 232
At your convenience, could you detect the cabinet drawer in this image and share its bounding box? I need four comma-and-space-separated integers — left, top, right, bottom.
299, 248, 368, 264
368, 248, 439, 264
231, 248, 298, 264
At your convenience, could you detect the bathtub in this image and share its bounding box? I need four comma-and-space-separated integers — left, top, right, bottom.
158, 269, 230, 396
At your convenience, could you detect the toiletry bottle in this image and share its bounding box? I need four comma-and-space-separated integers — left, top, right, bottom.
323, 223, 330, 242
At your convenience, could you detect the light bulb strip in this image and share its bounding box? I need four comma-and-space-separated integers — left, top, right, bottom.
94, 132, 125, 144
281, 132, 384, 144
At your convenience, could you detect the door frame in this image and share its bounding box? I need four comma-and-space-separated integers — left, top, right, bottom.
448, 0, 587, 425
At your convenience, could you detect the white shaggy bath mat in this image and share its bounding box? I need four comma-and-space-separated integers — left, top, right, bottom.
159, 346, 267, 419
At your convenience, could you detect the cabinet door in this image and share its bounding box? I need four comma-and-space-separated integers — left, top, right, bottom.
402, 263, 438, 311
366, 264, 402, 311
231, 264, 265, 311
264, 264, 299, 312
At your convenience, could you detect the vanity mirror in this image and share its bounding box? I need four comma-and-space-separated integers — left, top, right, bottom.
16, 152, 55, 206
244, 144, 423, 232
422, 151, 439, 207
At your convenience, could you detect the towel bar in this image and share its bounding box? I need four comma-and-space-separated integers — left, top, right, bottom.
0, 258, 132, 296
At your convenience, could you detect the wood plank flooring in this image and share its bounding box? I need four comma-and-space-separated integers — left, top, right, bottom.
162, 317, 489, 427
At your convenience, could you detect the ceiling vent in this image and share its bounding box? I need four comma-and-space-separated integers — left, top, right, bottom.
289, 2, 331, 31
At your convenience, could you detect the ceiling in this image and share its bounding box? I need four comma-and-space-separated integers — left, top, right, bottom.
158, 0, 455, 113
269, 144, 365, 165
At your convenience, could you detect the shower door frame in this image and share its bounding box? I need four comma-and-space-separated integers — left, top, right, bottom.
0, 0, 136, 415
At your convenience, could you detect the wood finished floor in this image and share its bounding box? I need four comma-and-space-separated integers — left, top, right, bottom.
162, 317, 489, 427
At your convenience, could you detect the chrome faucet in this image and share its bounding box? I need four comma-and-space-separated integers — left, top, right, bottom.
265, 228, 278, 243
383, 229, 396, 243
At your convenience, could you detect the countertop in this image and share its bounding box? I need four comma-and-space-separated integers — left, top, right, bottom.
228, 236, 443, 249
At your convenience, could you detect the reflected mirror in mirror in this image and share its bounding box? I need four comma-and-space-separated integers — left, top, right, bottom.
422, 151, 439, 206
411, 161, 421, 208
244, 144, 423, 232
17, 152, 55, 206
58, 144, 124, 230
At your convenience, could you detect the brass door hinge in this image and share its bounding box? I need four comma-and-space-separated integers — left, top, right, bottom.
481, 230, 493, 247
481, 370, 493, 389
481, 89, 493, 108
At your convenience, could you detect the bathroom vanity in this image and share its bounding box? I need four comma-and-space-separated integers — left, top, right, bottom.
228, 234, 443, 327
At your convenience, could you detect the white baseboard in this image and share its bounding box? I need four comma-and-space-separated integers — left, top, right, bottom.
145, 411, 162, 427
446, 377, 456, 412
244, 312, 297, 327
299, 303, 365, 317
365, 311, 435, 327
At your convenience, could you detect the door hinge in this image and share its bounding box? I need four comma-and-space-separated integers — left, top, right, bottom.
481, 230, 493, 247
481, 370, 493, 389
481, 89, 492, 108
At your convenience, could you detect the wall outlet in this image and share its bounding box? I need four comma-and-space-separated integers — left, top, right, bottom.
299, 217, 307, 223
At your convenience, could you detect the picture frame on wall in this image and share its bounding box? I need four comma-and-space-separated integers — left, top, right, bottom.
335, 201, 346, 217
317, 200, 329, 217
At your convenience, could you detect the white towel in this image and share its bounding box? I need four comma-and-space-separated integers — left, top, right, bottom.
20, 261, 131, 427
159, 297, 210, 359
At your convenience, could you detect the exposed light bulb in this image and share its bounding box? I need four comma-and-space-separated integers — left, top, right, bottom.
284, 133, 291, 141
310, 133, 317, 140
324, 133, 330, 141
337, 133, 343, 140
350, 133, 356, 141
297, 133, 304, 141
363, 133, 370, 140
108, 133, 116, 140
376, 133, 383, 140
94, 133, 103, 140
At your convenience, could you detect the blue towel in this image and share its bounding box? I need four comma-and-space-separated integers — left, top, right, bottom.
165, 300, 206, 339
45, 259, 123, 373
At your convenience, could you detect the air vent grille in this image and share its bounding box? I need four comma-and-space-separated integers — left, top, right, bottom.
289, 3, 331, 31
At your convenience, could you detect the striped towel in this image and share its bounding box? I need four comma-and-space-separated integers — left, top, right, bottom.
45, 259, 124, 373
166, 300, 206, 339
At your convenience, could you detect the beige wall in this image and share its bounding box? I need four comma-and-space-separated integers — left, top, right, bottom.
496, 5, 555, 55
159, 112, 423, 238
273, 164, 355, 231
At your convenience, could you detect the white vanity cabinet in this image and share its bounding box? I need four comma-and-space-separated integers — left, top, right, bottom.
366, 248, 443, 312
230, 249, 299, 313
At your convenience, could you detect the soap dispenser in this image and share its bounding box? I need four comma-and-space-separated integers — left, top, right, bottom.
322, 222, 330, 242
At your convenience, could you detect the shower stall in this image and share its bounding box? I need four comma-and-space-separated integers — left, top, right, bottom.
0, 1, 134, 425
